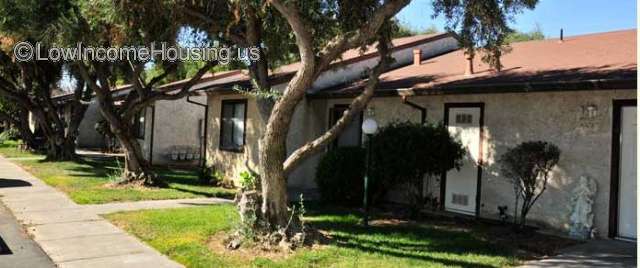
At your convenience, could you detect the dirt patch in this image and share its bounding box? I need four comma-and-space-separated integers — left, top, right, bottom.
477, 225, 580, 257
366, 208, 577, 259
206, 230, 331, 261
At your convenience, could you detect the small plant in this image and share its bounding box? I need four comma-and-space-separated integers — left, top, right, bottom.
107, 157, 124, 183
198, 166, 225, 186
499, 141, 560, 229
238, 170, 257, 190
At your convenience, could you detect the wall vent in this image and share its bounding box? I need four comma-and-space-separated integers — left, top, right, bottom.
452, 193, 469, 206
455, 114, 473, 124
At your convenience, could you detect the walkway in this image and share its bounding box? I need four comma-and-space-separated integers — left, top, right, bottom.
0, 156, 230, 267
0, 202, 55, 268
521, 239, 637, 268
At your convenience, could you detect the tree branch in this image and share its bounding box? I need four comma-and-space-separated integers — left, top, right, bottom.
314, 0, 410, 77
283, 37, 392, 175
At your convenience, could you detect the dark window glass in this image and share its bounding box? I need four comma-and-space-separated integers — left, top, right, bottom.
220, 100, 246, 151
134, 110, 145, 139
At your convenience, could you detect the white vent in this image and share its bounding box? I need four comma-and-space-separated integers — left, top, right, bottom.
452, 193, 469, 206
455, 114, 473, 124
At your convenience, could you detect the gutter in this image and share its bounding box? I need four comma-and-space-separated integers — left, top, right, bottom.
186, 95, 208, 168
308, 78, 638, 100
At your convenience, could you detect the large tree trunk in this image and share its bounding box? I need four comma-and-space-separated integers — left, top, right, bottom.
117, 131, 155, 185
44, 135, 76, 160
15, 109, 38, 149
95, 95, 156, 185
258, 135, 290, 228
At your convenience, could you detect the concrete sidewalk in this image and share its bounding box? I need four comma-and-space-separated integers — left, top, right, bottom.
0, 202, 55, 268
0, 156, 192, 268
521, 239, 637, 267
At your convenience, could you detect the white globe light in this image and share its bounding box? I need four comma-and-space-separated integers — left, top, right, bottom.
361, 118, 378, 135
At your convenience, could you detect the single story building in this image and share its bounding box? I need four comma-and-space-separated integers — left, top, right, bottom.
200, 29, 636, 239
310, 29, 637, 239
52, 70, 243, 166
197, 32, 459, 190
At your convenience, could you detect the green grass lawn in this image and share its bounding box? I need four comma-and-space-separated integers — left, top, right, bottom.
106, 204, 520, 268
0, 140, 44, 159
0, 141, 235, 204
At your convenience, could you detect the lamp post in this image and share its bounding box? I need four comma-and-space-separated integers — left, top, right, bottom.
361, 116, 378, 227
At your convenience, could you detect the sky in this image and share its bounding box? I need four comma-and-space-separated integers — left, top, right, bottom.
397, 0, 637, 38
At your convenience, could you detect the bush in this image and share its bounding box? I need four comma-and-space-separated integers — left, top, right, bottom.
315, 146, 366, 206
499, 141, 560, 228
198, 166, 224, 186
0, 128, 20, 143
369, 121, 465, 216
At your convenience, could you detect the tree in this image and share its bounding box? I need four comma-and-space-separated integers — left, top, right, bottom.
67, 0, 228, 185
0, 97, 37, 148
0, 0, 91, 160
392, 20, 439, 38
433, 0, 538, 71
183, 0, 540, 240
499, 141, 560, 229
506, 24, 545, 43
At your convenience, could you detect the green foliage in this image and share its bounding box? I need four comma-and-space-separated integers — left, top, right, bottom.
238, 170, 257, 190
0, 128, 19, 143
315, 146, 366, 206
506, 24, 545, 43
433, 0, 539, 71
198, 165, 224, 186
499, 141, 560, 227
369, 121, 465, 213
392, 20, 439, 38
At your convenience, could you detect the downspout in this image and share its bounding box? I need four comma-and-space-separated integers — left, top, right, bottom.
149, 105, 156, 165
186, 94, 208, 168
401, 95, 426, 124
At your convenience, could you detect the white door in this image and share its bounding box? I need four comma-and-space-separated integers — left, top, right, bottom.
618, 106, 637, 239
445, 107, 482, 215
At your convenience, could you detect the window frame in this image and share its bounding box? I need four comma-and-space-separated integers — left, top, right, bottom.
219, 99, 248, 152
133, 109, 145, 140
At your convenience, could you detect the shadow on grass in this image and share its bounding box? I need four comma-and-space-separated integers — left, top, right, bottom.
305, 205, 516, 267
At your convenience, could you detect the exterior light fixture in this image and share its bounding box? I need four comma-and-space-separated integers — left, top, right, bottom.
361, 109, 378, 227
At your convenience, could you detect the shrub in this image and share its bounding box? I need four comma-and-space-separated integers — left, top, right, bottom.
0, 128, 20, 143
369, 121, 465, 216
499, 141, 560, 228
198, 166, 224, 186
315, 146, 366, 206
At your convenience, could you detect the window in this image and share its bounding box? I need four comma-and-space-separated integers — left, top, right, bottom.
134, 110, 145, 139
329, 105, 362, 148
220, 100, 247, 151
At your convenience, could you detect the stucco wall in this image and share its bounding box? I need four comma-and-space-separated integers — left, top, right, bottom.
144, 96, 207, 166
76, 102, 106, 148
309, 89, 635, 237
205, 94, 263, 183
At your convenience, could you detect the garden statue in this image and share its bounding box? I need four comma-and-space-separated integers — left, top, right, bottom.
569, 176, 597, 239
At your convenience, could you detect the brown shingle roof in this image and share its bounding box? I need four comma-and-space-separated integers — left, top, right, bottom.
200, 32, 455, 92
313, 29, 637, 98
